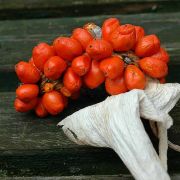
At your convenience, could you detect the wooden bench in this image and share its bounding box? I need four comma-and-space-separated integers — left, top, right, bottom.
0, 0, 180, 179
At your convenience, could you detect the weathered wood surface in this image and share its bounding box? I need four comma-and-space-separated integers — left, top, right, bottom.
1, 91, 179, 150
0, 13, 180, 92
0, 12, 180, 177
3, 174, 180, 180
2, 174, 180, 180
3, 175, 134, 180
0, 13, 180, 69
0, 0, 177, 9
0, 0, 180, 20
0, 93, 179, 176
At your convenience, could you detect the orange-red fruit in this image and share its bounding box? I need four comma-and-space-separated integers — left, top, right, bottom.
135, 34, 160, 57
134, 26, 145, 44
109, 24, 136, 51
86, 39, 113, 60
14, 98, 38, 112
99, 56, 124, 79
33, 43, 55, 72
102, 18, 120, 41
139, 57, 168, 78
84, 60, 105, 89
60, 86, 72, 97
125, 65, 146, 90
16, 84, 39, 102
71, 28, 93, 50
42, 91, 65, 115
44, 56, 67, 80
35, 98, 48, 118
63, 67, 82, 92
159, 77, 166, 84
15, 61, 41, 84
150, 47, 169, 63
132, 26, 145, 50
51, 45, 57, 55
53, 37, 83, 61
71, 54, 91, 76
105, 76, 127, 95
29, 57, 39, 71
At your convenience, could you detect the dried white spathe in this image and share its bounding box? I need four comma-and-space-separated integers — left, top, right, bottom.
58, 79, 180, 180
145, 78, 180, 171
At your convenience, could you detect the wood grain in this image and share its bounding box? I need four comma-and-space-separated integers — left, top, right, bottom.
0, 12, 180, 71
0, 0, 175, 9
0, 91, 179, 176
3, 174, 180, 180
3, 175, 134, 180
0, 0, 180, 20
0, 12, 180, 176
0, 13, 180, 92
0, 91, 179, 149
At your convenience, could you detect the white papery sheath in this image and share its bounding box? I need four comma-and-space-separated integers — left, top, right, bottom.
58, 79, 180, 180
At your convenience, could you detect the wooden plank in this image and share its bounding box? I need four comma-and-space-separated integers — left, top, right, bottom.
0, 0, 174, 9
0, 149, 179, 177
0, 148, 128, 176
0, 91, 125, 176
0, 90, 179, 176
0, 13, 180, 92
2, 174, 180, 180
3, 175, 134, 180
0, 13, 180, 176
1, 92, 179, 150
0, 0, 180, 20
0, 12, 180, 71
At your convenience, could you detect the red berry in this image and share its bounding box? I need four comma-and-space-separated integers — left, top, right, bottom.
150, 47, 169, 63
102, 18, 120, 41
86, 39, 113, 60
42, 91, 65, 115
159, 77, 166, 84
44, 56, 67, 80
15, 61, 40, 84
109, 24, 136, 51
139, 57, 168, 78
71, 54, 91, 76
134, 26, 145, 44
105, 76, 127, 95
33, 43, 55, 72
99, 56, 124, 79
132, 26, 145, 49
14, 98, 38, 112
16, 84, 39, 102
35, 98, 48, 118
125, 65, 146, 90
60, 86, 72, 97
72, 28, 93, 50
84, 60, 105, 89
53, 37, 83, 61
63, 67, 82, 92
135, 34, 160, 57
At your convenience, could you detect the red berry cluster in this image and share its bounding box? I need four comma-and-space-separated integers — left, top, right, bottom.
14, 18, 169, 118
